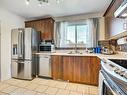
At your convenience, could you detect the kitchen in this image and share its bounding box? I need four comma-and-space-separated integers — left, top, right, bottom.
0, 0, 127, 95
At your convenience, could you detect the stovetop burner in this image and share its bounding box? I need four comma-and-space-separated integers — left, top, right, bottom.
109, 59, 127, 69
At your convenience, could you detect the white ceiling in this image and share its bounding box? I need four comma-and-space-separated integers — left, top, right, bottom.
0, 0, 112, 19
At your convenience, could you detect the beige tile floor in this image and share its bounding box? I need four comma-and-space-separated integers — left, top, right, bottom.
0, 78, 98, 95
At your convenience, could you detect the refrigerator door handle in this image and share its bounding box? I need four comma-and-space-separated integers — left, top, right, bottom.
13, 61, 25, 64
18, 30, 24, 58
18, 31, 21, 58
21, 30, 24, 58
18, 61, 25, 64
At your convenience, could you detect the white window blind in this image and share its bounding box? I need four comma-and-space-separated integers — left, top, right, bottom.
55, 18, 99, 48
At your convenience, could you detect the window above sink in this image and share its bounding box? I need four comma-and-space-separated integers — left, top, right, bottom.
66, 24, 88, 45
55, 18, 99, 48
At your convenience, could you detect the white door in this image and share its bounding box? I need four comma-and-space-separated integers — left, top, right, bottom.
0, 20, 1, 81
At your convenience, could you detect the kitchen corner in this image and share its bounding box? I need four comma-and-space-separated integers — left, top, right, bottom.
36, 50, 127, 85
0, 0, 127, 95
36, 50, 127, 59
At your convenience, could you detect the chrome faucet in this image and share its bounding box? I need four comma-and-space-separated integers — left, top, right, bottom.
74, 43, 78, 53
74, 28, 79, 53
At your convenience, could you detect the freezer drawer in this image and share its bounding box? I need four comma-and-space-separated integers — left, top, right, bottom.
11, 60, 33, 80
39, 55, 51, 77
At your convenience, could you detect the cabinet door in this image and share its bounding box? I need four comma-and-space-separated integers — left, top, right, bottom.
63, 56, 74, 82
25, 18, 54, 41
73, 57, 82, 82
74, 56, 99, 85
80, 57, 91, 84
90, 57, 100, 85
51, 56, 62, 80
34, 20, 41, 32
43, 19, 54, 40
25, 22, 31, 28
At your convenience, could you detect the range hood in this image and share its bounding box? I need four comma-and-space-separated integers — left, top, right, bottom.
114, 0, 127, 18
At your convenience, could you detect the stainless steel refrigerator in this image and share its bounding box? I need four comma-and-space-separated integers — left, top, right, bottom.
11, 28, 39, 80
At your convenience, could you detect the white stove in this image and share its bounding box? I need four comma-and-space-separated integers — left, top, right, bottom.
99, 58, 127, 95
102, 58, 127, 82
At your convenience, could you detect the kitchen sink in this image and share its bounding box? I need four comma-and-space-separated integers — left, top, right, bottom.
67, 51, 83, 54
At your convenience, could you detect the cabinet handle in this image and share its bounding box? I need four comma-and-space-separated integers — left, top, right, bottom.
44, 57, 49, 58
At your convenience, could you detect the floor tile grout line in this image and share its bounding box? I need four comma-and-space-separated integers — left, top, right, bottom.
54, 88, 60, 95
5, 86, 19, 94
64, 82, 68, 90
3, 81, 32, 88
0, 86, 11, 92
1, 84, 97, 95
0, 85, 12, 93
34, 85, 49, 93
68, 90, 71, 95
0, 78, 98, 95
0, 91, 10, 95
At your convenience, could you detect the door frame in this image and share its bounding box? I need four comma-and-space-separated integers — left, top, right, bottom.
0, 20, 1, 81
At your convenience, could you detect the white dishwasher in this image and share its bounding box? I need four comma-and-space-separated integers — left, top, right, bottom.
39, 54, 51, 77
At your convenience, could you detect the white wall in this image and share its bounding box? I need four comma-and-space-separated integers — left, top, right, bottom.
98, 17, 105, 40
0, 7, 25, 81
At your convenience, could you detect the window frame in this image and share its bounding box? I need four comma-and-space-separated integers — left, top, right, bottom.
65, 24, 88, 47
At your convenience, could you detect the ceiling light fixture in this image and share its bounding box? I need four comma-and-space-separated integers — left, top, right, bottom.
56, 0, 60, 4
56, 0, 63, 4
25, 0, 30, 5
25, 0, 62, 6
38, 0, 49, 6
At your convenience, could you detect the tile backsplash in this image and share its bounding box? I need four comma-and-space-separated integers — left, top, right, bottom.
98, 39, 127, 52
118, 44, 127, 52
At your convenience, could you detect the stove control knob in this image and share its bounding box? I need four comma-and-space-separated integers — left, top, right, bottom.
123, 73, 127, 79
102, 58, 107, 63
114, 68, 120, 73
119, 71, 125, 76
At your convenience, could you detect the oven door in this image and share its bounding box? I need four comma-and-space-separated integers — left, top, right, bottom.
39, 45, 51, 52
103, 80, 118, 95
99, 71, 124, 95
99, 71, 105, 95
99, 71, 117, 95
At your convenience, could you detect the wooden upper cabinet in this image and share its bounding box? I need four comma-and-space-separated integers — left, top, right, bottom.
104, 0, 124, 17
104, 0, 125, 39
25, 18, 54, 41
42, 19, 54, 41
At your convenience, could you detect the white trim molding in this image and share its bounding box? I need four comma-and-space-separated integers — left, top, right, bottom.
54, 12, 103, 22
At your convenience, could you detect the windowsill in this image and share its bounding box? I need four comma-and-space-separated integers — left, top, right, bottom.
56, 47, 87, 50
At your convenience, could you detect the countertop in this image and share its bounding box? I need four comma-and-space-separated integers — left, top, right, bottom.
35, 51, 127, 60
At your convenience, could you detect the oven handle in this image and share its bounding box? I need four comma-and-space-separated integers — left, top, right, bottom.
104, 80, 122, 95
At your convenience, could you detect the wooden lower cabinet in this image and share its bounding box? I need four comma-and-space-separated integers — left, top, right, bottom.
51, 55, 100, 86
79, 57, 91, 84
51, 55, 62, 80
90, 57, 100, 85
63, 56, 74, 81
